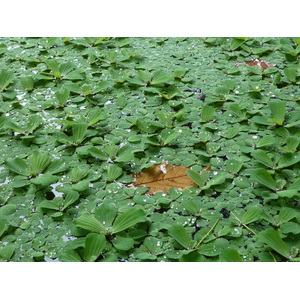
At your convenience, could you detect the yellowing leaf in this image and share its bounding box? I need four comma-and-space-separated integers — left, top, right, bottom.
131, 161, 197, 195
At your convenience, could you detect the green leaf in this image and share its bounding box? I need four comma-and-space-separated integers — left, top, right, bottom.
280, 222, 300, 235
288, 179, 300, 191
86, 107, 107, 127
104, 144, 119, 158
250, 168, 277, 190
268, 100, 286, 125
107, 165, 123, 182
277, 153, 300, 169
46, 59, 61, 78
26, 115, 42, 133
71, 168, 89, 182
5, 157, 30, 176
59, 248, 82, 262
186, 169, 209, 186
198, 238, 229, 256
46, 159, 68, 174
29, 151, 51, 175
168, 224, 192, 249
138, 70, 151, 84
0, 245, 15, 260
0, 204, 17, 215
0, 219, 7, 238
225, 159, 243, 174
75, 212, 105, 233
110, 208, 145, 234
174, 68, 187, 78
55, 88, 70, 106
115, 152, 134, 163
277, 190, 298, 198
219, 248, 243, 262
59, 62, 75, 76
30, 173, 58, 187
83, 233, 106, 262
95, 203, 117, 228
112, 236, 135, 251
0, 70, 14, 91
241, 207, 261, 225
201, 105, 215, 122
20, 76, 34, 91
63, 70, 86, 80
285, 136, 300, 152
283, 67, 297, 82
61, 191, 80, 211
94, 81, 113, 93
161, 131, 180, 146
72, 179, 90, 192
256, 136, 276, 148
150, 69, 172, 85
202, 172, 230, 190
182, 199, 199, 215
276, 207, 299, 225
258, 228, 290, 258
251, 150, 274, 168
38, 200, 60, 211
230, 37, 247, 50
72, 123, 88, 144
89, 147, 108, 160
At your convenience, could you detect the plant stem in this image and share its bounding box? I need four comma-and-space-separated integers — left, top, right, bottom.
194, 218, 220, 249
231, 211, 257, 235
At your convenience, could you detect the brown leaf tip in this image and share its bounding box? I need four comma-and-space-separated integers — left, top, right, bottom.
235, 58, 276, 70
130, 161, 197, 195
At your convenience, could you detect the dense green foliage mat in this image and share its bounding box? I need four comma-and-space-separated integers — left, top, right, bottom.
0, 37, 300, 262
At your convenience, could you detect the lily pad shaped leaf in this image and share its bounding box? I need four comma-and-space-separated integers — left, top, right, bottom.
132, 161, 197, 195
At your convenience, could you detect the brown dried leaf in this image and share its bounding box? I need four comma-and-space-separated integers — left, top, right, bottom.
131, 161, 197, 195
235, 58, 276, 70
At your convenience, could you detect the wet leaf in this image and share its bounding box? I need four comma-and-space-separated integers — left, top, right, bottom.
132, 161, 197, 194
95, 203, 117, 228
59, 248, 82, 262
110, 208, 145, 234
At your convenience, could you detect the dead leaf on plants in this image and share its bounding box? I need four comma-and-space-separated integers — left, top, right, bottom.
235, 58, 276, 70
130, 161, 197, 195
